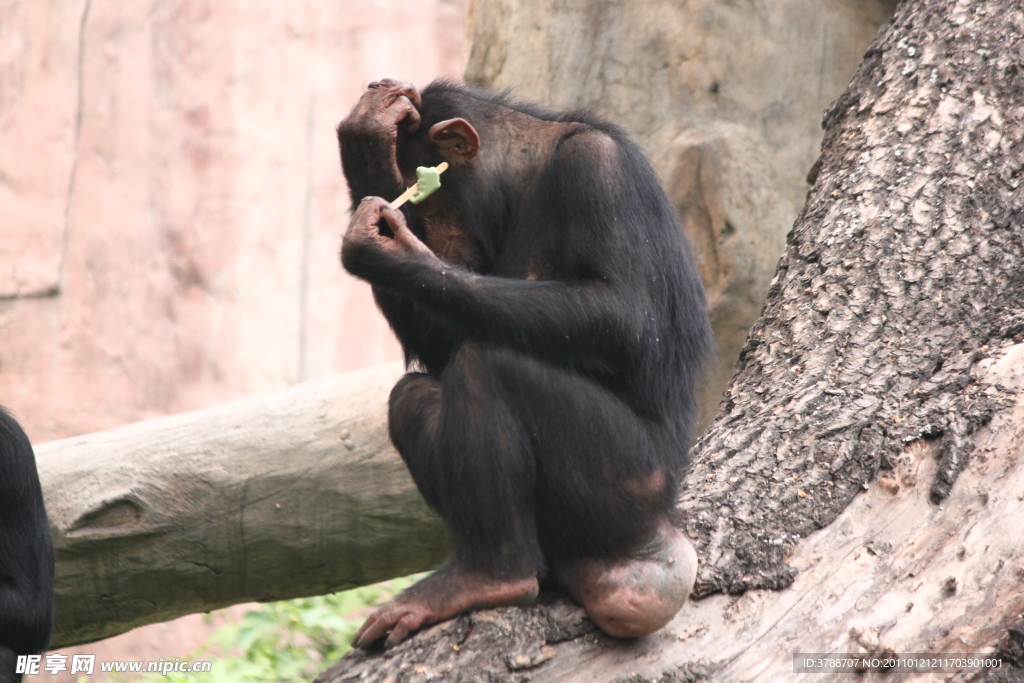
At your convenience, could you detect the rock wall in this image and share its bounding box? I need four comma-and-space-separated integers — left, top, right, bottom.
0, 0, 464, 442
1, 0, 464, 666
464, 0, 896, 427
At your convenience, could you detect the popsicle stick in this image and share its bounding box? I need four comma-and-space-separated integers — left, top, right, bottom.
390, 185, 419, 209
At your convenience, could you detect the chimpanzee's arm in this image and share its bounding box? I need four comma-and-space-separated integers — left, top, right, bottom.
371, 288, 464, 374
338, 129, 405, 204
344, 131, 657, 371
352, 221, 642, 371
396, 268, 643, 370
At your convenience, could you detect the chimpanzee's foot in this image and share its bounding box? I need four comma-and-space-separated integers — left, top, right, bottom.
352, 564, 539, 648
556, 520, 698, 639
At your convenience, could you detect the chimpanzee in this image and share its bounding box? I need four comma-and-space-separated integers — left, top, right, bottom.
0, 407, 54, 682
337, 78, 712, 647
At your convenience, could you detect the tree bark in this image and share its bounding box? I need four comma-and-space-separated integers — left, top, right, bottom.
316, 0, 1024, 680
39, 363, 450, 647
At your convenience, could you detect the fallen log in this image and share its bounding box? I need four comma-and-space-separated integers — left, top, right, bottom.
38, 362, 450, 647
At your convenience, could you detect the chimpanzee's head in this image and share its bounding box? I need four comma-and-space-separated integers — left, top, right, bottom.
397, 79, 573, 196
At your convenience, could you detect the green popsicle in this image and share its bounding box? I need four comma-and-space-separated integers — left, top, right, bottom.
390, 162, 449, 209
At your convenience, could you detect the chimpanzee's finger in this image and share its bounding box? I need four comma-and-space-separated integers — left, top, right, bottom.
384, 612, 427, 648
352, 608, 390, 648
377, 78, 422, 109
381, 206, 432, 257
379, 204, 407, 234
343, 198, 391, 250
351, 197, 385, 226
393, 95, 421, 133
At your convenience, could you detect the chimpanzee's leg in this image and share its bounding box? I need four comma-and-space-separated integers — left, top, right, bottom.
476, 347, 698, 637
388, 345, 545, 578
353, 343, 545, 648
354, 341, 695, 648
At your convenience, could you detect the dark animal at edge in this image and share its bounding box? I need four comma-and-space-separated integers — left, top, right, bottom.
0, 407, 54, 682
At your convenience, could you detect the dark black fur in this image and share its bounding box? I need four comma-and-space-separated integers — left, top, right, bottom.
338, 80, 712, 578
0, 408, 54, 683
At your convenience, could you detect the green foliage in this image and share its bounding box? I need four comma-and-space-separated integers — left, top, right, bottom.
152, 576, 420, 683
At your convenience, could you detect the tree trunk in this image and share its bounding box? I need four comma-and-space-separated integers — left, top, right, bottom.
39, 363, 450, 647
463, 0, 896, 431
316, 0, 1024, 680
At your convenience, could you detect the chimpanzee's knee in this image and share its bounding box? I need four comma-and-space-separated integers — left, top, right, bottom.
387, 372, 440, 459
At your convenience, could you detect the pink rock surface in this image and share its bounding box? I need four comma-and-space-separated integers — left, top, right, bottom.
0, 0, 464, 441
1, 0, 463, 667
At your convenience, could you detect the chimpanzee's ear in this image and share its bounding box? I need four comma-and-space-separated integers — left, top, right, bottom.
428, 118, 480, 165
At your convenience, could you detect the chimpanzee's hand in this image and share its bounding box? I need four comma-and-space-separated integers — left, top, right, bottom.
337, 79, 423, 203
339, 79, 422, 141
341, 197, 437, 280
